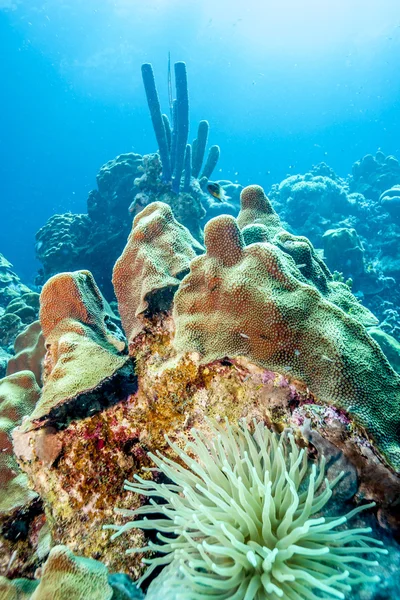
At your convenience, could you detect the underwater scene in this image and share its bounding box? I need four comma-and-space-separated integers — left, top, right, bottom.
1, 1, 400, 599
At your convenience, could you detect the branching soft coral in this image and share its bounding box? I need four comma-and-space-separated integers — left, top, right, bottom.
106, 420, 387, 600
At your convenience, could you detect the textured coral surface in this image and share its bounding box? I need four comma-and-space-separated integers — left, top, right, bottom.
174, 188, 400, 470
113, 202, 203, 344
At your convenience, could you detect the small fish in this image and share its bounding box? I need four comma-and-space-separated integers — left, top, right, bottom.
207, 182, 231, 202
239, 332, 250, 339
321, 354, 334, 363
297, 263, 307, 269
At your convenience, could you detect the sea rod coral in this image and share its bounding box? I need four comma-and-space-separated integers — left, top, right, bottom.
107, 419, 386, 600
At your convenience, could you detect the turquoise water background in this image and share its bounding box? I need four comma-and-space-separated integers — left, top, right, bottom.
1, 0, 400, 279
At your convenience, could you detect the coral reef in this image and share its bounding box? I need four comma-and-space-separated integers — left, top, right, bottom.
4, 81, 400, 597
6, 321, 45, 385
0, 255, 39, 366
35, 213, 92, 282
0, 254, 31, 309
349, 151, 400, 201
35, 154, 142, 298
2, 189, 398, 600
275, 169, 350, 227
270, 152, 400, 340
379, 184, 400, 219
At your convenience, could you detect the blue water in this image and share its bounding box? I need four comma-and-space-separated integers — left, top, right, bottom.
1, 0, 400, 281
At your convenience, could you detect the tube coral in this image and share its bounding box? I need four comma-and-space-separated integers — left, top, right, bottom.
141, 63, 172, 182
192, 120, 209, 178
106, 419, 386, 600
201, 144, 220, 180
172, 62, 189, 193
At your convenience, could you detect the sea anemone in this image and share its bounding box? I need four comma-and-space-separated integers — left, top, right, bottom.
105, 419, 387, 599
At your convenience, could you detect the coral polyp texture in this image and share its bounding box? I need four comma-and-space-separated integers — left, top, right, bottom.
112, 201, 203, 344
237, 185, 376, 327
23, 270, 136, 429
0, 370, 40, 514
108, 419, 385, 600
174, 185, 400, 470
6, 320, 45, 385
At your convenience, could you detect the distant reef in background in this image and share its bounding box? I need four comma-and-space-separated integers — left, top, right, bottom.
33, 149, 400, 348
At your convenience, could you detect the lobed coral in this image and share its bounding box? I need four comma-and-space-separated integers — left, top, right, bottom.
237, 186, 376, 327
173, 186, 400, 469
0, 371, 40, 515
22, 270, 136, 430
113, 202, 203, 344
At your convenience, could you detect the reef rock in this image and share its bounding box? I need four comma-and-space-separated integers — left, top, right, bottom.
0, 255, 38, 354
350, 150, 400, 201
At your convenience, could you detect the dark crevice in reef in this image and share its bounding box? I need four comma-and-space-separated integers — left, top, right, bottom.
36, 362, 138, 431
1, 497, 44, 542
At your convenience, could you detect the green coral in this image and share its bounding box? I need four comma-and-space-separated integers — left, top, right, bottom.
107, 419, 386, 600
173, 187, 400, 470
237, 185, 374, 327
